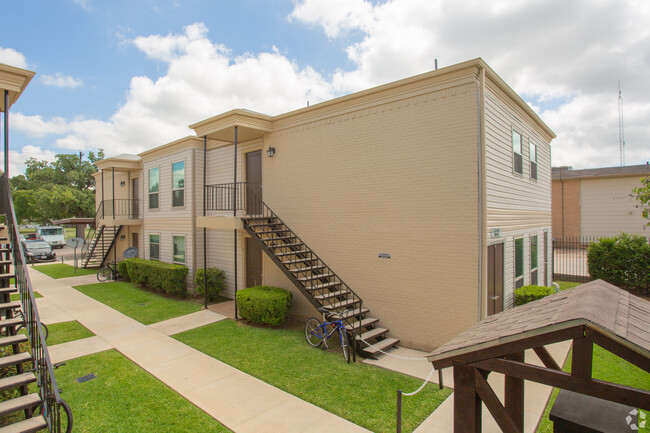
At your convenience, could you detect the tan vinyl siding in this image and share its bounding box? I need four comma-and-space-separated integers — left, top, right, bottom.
143, 149, 194, 219
262, 81, 480, 350
195, 230, 243, 299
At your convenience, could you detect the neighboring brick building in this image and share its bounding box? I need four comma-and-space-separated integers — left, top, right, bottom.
552, 164, 650, 239
88, 58, 555, 351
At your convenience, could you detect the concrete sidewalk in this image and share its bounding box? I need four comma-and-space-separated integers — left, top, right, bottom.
30, 269, 370, 433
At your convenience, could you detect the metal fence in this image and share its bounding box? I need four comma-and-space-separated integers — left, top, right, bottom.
552, 236, 601, 282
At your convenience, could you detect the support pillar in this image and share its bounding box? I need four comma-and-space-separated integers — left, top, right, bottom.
504, 351, 525, 431
572, 336, 593, 379
3, 90, 8, 175
203, 135, 208, 309
233, 126, 238, 319
453, 364, 482, 433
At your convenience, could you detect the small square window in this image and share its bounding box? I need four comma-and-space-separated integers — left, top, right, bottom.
173, 235, 185, 264
512, 130, 523, 175
149, 234, 160, 260
530, 143, 538, 180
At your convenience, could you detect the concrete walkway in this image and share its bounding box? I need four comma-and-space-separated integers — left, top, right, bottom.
30, 269, 370, 433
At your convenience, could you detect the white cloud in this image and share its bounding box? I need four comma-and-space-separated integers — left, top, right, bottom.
72, 0, 92, 12
40, 73, 83, 88
0, 47, 28, 69
0, 145, 57, 178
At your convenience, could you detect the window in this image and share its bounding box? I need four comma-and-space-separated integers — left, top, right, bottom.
172, 161, 185, 207
514, 238, 524, 288
149, 234, 160, 260
149, 168, 159, 209
530, 235, 538, 285
173, 235, 185, 264
530, 142, 537, 180
512, 130, 523, 175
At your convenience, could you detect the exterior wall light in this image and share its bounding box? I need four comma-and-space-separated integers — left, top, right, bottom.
267, 147, 276, 157
120, 181, 126, 187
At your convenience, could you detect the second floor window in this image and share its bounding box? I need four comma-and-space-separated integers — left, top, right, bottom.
512, 130, 523, 175
149, 168, 159, 209
530, 142, 538, 180
172, 161, 185, 207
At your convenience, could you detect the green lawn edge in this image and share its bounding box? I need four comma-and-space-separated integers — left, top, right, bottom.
34, 263, 97, 279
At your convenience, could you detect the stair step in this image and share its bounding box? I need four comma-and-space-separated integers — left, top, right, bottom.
356, 327, 389, 341
0, 317, 24, 329
339, 308, 369, 320
0, 334, 28, 348
288, 265, 325, 273
257, 229, 290, 235
362, 337, 400, 356
325, 298, 360, 310
314, 289, 350, 300
345, 317, 379, 331
297, 273, 333, 282
0, 352, 32, 369
275, 250, 309, 257
0, 373, 36, 392
0, 415, 48, 433
268, 235, 296, 241
269, 242, 303, 249
0, 260, 12, 265
0, 287, 17, 294
282, 257, 316, 265
0, 301, 21, 312
0, 394, 42, 417
0, 273, 15, 280
309, 281, 341, 290
247, 222, 281, 228
0, 249, 11, 254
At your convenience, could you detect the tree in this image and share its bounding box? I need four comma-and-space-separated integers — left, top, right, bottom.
634, 176, 650, 225
10, 150, 104, 224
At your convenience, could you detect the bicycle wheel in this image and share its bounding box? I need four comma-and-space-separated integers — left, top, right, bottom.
97, 267, 111, 282
339, 328, 350, 363
305, 318, 324, 347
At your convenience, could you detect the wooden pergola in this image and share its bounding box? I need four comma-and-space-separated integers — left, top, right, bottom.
427, 280, 650, 433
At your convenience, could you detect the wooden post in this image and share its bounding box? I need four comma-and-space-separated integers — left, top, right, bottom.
504, 351, 525, 431
572, 336, 593, 379
453, 364, 482, 433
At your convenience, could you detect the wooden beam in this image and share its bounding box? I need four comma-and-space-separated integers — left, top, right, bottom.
473, 369, 522, 433
571, 337, 593, 379
470, 358, 650, 410
432, 327, 584, 369
504, 352, 525, 430
533, 346, 561, 371
453, 364, 482, 433
586, 328, 650, 373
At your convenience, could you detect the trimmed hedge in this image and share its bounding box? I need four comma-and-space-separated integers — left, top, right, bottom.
125, 258, 189, 297
117, 261, 129, 281
194, 267, 226, 301
236, 285, 292, 327
587, 233, 650, 295
514, 285, 554, 306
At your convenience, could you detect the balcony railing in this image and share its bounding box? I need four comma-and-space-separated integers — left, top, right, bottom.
99, 199, 141, 220
206, 182, 262, 214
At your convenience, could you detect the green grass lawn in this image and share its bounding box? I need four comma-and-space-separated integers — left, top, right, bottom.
47, 321, 95, 346
175, 320, 452, 433
73, 281, 202, 325
34, 264, 97, 279
55, 350, 230, 433
555, 280, 581, 291
10, 291, 42, 301
536, 345, 650, 432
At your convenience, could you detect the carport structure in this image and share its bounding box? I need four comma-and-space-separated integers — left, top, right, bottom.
427, 279, 650, 433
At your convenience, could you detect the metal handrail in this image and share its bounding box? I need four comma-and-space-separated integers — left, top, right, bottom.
100, 199, 141, 220
205, 182, 364, 343
80, 202, 103, 266
0, 174, 68, 432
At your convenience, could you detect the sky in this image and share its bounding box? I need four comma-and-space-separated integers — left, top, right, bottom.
1, 0, 649, 176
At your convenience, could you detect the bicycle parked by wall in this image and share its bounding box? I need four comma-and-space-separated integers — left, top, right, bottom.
304, 307, 351, 363
97, 260, 120, 282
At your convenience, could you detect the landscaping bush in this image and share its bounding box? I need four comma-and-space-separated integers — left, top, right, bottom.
125, 258, 189, 297
117, 260, 130, 281
194, 267, 226, 301
236, 285, 292, 327
514, 285, 554, 306
587, 233, 650, 295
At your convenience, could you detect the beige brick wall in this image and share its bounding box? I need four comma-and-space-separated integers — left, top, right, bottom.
552, 179, 580, 238
261, 81, 480, 351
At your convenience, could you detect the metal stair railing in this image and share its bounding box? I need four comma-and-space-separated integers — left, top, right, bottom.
81, 202, 103, 267
205, 182, 364, 345
0, 173, 71, 432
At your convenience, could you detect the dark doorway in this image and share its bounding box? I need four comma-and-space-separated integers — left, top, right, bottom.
132, 178, 139, 218
487, 243, 504, 316
246, 150, 262, 215
132, 232, 139, 257
246, 237, 263, 287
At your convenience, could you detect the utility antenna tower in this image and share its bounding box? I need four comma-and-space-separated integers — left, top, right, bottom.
618, 79, 625, 166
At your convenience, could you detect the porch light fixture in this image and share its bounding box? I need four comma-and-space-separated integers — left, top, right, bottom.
119, 181, 126, 187
266, 147, 276, 157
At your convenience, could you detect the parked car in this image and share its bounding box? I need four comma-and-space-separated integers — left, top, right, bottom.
36, 226, 66, 249
21, 240, 56, 263
24, 233, 39, 240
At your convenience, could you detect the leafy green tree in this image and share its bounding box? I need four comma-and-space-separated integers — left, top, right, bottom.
634, 176, 650, 224
10, 150, 104, 224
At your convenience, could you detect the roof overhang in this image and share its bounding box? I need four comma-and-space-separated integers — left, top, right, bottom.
95, 155, 142, 172
190, 109, 272, 142
0, 63, 35, 112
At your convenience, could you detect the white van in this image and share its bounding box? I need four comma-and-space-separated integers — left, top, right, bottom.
36, 226, 66, 249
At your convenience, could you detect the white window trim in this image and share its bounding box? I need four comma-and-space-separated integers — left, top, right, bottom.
149, 233, 160, 261
514, 237, 525, 288
148, 167, 160, 210
512, 128, 524, 176
171, 160, 185, 208
530, 234, 538, 285
529, 141, 538, 181
172, 234, 186, 264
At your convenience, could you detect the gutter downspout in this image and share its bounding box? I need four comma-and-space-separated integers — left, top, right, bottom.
477, 65, 487, 321
112, 166, 116, 265
3, 90, 8, 175
203, 136, 207, 309
233, 126, 238, 319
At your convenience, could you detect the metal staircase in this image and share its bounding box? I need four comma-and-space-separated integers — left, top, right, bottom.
81, 225, 121, 269
0, 174, 71, 432
206, 182, 400, 358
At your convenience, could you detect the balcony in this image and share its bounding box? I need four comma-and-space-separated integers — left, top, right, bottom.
97, 199, 142, 226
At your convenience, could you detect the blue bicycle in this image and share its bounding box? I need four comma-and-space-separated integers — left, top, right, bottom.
304, 307, 351, 363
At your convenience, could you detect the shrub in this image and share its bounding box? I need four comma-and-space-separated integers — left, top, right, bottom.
194, 267, 226, 301
236, 285, 292, 327
514, 285, 554, 306
117, 260, 130, 281
587, 233, 650, 295
125, 258, 189, 297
